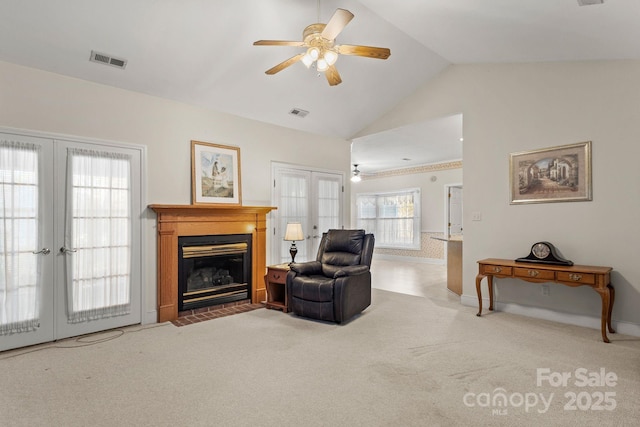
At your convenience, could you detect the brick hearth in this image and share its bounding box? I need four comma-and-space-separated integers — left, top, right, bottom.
172, 299, 264, 326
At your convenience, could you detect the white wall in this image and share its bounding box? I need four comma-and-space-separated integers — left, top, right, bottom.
356, 61, 640, 336
0, 60, 351, 323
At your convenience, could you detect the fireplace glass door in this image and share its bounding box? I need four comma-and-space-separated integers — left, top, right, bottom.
178, 235, 251, 311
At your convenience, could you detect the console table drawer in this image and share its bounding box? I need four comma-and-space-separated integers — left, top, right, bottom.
556, 271, 595, 285
482, 265, 512, 275
514, 267, 555, 280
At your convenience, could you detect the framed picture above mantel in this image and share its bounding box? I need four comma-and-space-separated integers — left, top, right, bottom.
509, 141, 592, 205
191, 140, 242, 205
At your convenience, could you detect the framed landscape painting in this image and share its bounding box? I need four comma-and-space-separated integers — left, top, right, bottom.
191, 140, 242, 205
509, 141, 592, 205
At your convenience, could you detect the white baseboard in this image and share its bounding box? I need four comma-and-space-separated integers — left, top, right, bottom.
143, 310, 158, 325
373, 254, 445, 265
460, 295, 640, 338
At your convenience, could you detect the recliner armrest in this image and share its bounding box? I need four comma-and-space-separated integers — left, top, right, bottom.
290, 261, 323, 275
328, 264, 369, 278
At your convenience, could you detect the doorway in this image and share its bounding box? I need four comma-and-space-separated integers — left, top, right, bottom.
446, 185, 463, 238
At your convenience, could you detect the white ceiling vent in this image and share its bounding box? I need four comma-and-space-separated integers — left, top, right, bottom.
577, 0, 604, 6
89, 50, 127, 69
289, 108, 309, 118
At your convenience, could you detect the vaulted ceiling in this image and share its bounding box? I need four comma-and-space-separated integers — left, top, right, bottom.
1, 0, 638, 172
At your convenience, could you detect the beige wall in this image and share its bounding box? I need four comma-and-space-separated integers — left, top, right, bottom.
0, 60, 351, 322
357, 61, 640, 336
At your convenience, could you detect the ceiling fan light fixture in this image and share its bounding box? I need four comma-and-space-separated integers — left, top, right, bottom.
316, 57, 329, 72
308, 47, 320, 61
301, 54, 314, 68
254, 7, 390, 86
351, 164, 362, 182
324, 49, 338, 66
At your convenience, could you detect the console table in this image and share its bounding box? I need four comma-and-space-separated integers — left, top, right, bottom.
475, 258, 614, 343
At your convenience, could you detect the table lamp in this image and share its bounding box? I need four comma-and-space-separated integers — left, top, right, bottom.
284, 222, 304, 264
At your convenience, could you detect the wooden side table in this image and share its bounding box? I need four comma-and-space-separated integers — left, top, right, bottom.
265, 263, 290, 312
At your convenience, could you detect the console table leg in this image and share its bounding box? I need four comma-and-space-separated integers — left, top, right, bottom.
596, 288, 611, 343
487, 275, 494, 311
607, 284, 616, 334
475, 274, 486, 316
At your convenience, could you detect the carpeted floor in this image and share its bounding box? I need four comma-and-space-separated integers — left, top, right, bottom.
0, 262, 638, 426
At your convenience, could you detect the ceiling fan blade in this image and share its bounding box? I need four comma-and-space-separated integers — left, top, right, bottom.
321, 8, 354, 41
324, 65, 342, 86
254, 40, 305, 47
337, 45, 391, 59
265, 53, 305, 75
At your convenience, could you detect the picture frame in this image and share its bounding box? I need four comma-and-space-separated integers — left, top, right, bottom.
509, 141, 592, 205
191, 140, 242, 205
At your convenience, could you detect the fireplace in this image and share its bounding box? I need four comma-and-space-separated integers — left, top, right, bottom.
149, 204, 276, 322
178, 234, 252, 311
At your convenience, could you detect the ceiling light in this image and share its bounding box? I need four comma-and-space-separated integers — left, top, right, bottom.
301, 54, 314, 68
316, 57, 329, 72
324, 50, 338, 66
307, 47, 320, 61
351, 164, 362, 182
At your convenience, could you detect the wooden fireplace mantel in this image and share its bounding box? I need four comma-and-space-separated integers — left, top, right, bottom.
149, 204, 276, 322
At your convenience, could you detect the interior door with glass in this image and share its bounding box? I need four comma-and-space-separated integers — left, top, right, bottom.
0, 134, 54, 352
272, 165, 343, 264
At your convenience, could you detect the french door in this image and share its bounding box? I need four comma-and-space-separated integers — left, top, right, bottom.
1, 132, 142, 352
271, 164, 344, 264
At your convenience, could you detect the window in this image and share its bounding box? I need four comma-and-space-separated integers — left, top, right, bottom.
356, 188, 420, 249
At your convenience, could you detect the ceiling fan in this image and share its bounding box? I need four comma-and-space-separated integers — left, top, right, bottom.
253, 7, 391, 86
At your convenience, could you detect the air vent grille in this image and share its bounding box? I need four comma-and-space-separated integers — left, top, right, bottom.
577, 0, 604, 6
289, 108, 309, 118
89, 50, 128, 69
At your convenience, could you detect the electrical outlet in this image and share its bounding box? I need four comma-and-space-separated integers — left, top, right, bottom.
472, 211, 482, 221
542, 285, 550, 296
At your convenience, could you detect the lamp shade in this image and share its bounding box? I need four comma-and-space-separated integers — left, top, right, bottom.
284, 222, 304, 241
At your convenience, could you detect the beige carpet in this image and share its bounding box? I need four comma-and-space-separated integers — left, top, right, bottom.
1, 270, 639, 426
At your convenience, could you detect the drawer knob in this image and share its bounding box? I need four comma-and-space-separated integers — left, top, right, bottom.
528, 270, 539, 277
569, 274, 582, 281
273, 274, 280, 280
493, 266, 502, 273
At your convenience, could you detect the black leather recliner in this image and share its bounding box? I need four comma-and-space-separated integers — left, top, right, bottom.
286, 229, 375, 323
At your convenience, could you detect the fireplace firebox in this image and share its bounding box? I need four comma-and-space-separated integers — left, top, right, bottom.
178, 234, 252, 311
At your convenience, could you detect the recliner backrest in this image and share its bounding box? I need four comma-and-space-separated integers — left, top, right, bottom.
316, 229, 374, 268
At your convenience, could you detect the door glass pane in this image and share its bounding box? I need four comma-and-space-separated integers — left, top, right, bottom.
65, 149, 132, 323
317, 178, 340, 233
0, 141, 41, 334
277, 171, 309, 264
